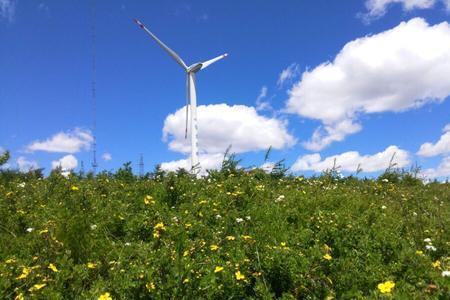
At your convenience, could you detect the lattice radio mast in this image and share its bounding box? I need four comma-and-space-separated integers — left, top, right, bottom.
139, 154, 144, 177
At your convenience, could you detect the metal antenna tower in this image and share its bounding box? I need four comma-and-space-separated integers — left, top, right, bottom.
139, 154, 144, 177
80, 160, 85, 176
91, 0, 98, 174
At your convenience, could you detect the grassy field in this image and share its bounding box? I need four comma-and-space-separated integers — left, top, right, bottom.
1, 154, 450, 299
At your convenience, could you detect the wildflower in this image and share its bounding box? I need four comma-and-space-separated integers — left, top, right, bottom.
70, 186, 79, 191
87, 262, 97, 269
235, 271, 245, 280
185, 223, 192, 228
236, 218, 244, 223
28, 283, 46, 292
39, 229, 48, 234
377, 281, 395, 294
381, 205, 387, 209
48, 263, 58, 272
442, 270, 450, 277
144, 195, 155, 205
425, 245, 437, 251
214, 266, 224, 273
16, 267, 31, 280
98, 292, 112, 300
424, 238, 432, 243
91, 224, 97, 230
323, 254, 332, 261
280, 242, 287, 247
6, 258, 16, 264
210, 244, 219, 251
183, 250, 189, 257
215, 214, 222, 219
26, 227, 34, 233
275, 195, 285, 203
14, 293, 24, 300
241, 235, 252, 240
154, 222, 165, 230
226, 236, 236, 241
183, 278, 190, 283
416, 250, 424, 255
146, 282, 156, 291
432, 260, 441, 269
245, 216, 251, 220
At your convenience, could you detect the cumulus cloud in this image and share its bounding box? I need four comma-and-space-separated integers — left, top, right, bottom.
422, 156, 450, 179
417, 124, 450, 157
0, 0, 16, 22
277, 63, 300, 87
163, 104, 295, 154
160, 153, 224, 173
51, 154, 78, 171
16, 156, 38, 172
292, 145, 410, 173
102, 152, 112, 161
26, 128, 93, 154
286, 18, 450, 150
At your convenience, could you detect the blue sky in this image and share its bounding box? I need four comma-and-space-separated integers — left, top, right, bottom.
1, 0, 450, 178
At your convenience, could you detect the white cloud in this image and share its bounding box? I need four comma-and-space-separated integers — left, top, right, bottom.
360, 0, 450, 22
102, 152, 112, 161
255, 86, 272, 111
422, 156, 450, 179
0, 0, 16, 23
163, 103, 295, 154
361, 0, 436, 22
26, 128, 93, 153
417, 124, 450, 157
16, 156, 38, 172
51, 154, 78, 171
160, 153, 224, 173
286, 18, 450, 150
277, 63, 300, 87
292, 145, 410, 173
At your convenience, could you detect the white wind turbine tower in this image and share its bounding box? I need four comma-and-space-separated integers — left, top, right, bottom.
134, 19, 228, 172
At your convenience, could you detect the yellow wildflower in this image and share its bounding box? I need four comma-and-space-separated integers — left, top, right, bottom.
154, 222, 165, 230
6, 258, 16, 264
70, 186, 79, 191
235, 270, 245, 280
87, 262, 97, 269
214, 266, 224, 273
48, 263, 58, 272
6, 191, 13, 197
378, 281, 395, 294
146, 282, 156, 291
226, 236, 236, 241
39, 229, 48, 234
153, 231, 160, 238
144, 195, 155, 205
183, 250, 189, 257
323, 254, 332, 261
210, 244, 219, 251
185, 223, 192, 228
416, 250, 424, 255
98, 292, 112, 300
432, 260, 441, 269
183, 278, 190, 283
28, 283, 46, 292
14, 293, 24, 300
241, 235, 252, 240
280, 242, 287, 247
16, 267, 31, 280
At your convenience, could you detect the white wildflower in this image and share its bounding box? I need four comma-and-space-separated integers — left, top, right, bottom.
381, 205, 387, 209
424, 238, 432, 243
26, 227, 34, 233
90, 224, 97, 230
275, 195, 285, 203
425, 245, 437, 251
215, 214, 222, 219
236, 218, 244, 223
442, 270, 450, 277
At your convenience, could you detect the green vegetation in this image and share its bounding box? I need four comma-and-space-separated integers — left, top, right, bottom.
0, 155, 449, 299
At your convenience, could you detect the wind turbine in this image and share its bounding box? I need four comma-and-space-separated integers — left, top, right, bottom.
134, 19, 228, 172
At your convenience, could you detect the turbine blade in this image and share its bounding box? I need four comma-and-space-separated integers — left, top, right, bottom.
185, 75, 189, 139
200, 53, 228, 70
134, 19, 188, 70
